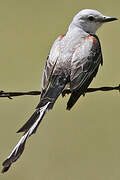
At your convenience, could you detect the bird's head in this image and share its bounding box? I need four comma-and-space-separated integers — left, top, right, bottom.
71, 9, 117, 34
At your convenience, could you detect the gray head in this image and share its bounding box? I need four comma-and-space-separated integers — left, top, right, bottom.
70, 9, 117, 34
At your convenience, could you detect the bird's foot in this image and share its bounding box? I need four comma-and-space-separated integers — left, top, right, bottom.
62, 89, 71, 97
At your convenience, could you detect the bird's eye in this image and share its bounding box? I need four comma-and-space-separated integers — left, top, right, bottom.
88, 16, 95, 21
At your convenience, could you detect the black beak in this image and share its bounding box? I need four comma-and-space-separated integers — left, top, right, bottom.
103, 16, 118, 22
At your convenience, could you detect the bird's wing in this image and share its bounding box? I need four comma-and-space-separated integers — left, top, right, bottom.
41, 35, 64, 96
67, 34, 103, 110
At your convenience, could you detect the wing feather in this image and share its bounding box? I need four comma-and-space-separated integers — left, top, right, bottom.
41, 36, 63, 95
67, 35, 103, 110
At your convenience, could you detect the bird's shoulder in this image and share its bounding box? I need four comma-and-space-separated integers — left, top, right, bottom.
72, 33, 102, 64
48, 34, 65, 62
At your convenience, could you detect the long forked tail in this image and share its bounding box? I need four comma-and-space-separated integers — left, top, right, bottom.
2, 75, 67, 173
1, 102, 50, 173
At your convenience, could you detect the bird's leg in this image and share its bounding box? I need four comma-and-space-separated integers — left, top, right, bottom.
82, 92, 86, 97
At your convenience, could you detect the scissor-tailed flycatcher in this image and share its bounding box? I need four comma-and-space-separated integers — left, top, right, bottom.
2, 9, 117, 173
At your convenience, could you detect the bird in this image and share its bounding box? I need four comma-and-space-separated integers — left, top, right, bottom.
1, 9, 117, 173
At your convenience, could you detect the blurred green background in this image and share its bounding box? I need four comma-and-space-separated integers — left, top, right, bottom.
0, 0, 119, 179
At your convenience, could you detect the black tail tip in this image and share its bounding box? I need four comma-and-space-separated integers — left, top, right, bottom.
1, 165, 11, 173
16, 129, 22, 133
66, 106, 71, 111
1, 158, 11, 173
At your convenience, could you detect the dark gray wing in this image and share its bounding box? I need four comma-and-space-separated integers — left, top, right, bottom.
67, 35, 103, 110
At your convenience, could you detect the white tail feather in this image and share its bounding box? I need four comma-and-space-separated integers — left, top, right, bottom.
8, 102, 50, 158
2, 102, 50, 173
